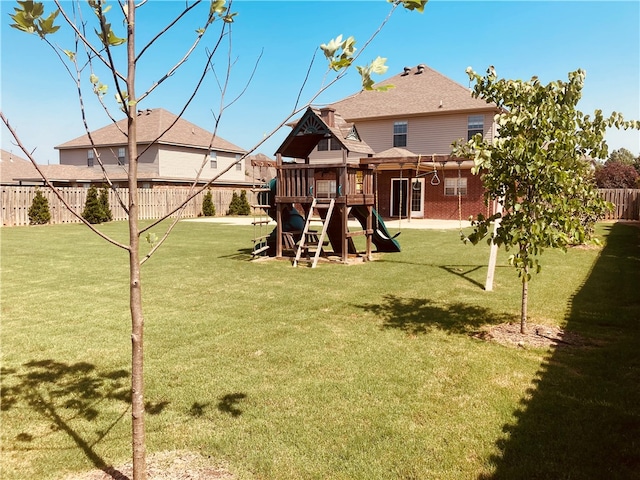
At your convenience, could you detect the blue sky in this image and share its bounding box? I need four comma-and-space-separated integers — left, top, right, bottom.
1, 0, 639, 164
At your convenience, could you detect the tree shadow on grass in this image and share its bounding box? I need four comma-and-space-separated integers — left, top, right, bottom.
357, 294, 512, 336
481, 223, 640, 479
1, 359, 169, 479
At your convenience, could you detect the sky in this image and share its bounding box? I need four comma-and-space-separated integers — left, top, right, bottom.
1, 0, 639, 165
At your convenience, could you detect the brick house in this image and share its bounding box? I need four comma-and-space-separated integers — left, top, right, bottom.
312, 64, 500, 220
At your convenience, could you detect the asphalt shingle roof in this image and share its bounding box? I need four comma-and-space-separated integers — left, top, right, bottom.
56, 108, 245, 153
329, 64, 497, 121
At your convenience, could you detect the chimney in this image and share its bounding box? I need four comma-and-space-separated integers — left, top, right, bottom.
416, 64, 425, 74
319, 107, 335, 127
401, 66, 411, 76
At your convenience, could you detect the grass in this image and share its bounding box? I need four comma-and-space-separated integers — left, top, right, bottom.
1, 220, 639, 479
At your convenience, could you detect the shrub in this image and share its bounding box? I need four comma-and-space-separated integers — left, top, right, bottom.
99, 186, 113, 221
595, 162, 639, 188
28, 188, 51, 225
227, 190, 251, 216
202, 189, 216, 217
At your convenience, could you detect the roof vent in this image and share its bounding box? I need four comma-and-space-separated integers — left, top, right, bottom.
401, 66, 411, 76
439, 100, 443, 108
146, 109, 152, 115
416, 64, 425, 74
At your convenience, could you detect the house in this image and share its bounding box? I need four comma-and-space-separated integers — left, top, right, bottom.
54, 108, 251, 188
0, 149, 100, 186
310, 63, 501, 220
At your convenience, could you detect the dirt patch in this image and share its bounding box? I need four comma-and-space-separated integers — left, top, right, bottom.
62, 451, 235, 480
473, 322, 588, 350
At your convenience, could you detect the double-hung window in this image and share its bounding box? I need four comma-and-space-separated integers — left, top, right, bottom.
467, 115, 484, 140
210, 151, 218, 169
117, 147, 126, 165
235, 153, 242, 171
444, 177, 467, 196
317, 138, 341, 151
393, 121, 408, 147
87, 149, 94, 167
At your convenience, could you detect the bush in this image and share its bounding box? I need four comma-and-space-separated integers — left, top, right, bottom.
202, 189, 216, 217
227, 190, 251, 216
595, 162, 639, 188
99, 186, 113, 221
28, 188, 51, 225
82, 185, 112, 224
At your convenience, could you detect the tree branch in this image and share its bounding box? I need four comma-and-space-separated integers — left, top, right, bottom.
1, 112, 129, 251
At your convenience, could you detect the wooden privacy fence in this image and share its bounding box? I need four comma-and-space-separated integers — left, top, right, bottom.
1, 186, 257, 226
599, 189, 640, 221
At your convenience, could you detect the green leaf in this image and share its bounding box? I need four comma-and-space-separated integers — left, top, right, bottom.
62, 49, 76, 61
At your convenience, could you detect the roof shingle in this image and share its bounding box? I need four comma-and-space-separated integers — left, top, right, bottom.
329, 64, 497, 121
56, 108, 246, 153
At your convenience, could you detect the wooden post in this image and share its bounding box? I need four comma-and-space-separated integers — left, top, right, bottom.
485, 198, 503, 291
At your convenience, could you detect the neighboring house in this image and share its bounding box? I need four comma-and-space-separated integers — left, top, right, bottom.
54, 108, 251, 188
305, 63, 501, 220
0, 149, 98, 186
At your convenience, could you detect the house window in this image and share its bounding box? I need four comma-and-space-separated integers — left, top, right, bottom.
87, 149, 94, 167
317, 138, 341, 151
235, 154, 242, 171
468, 115, 484, 140
444, 177, 467, 196
210, 151, 217, 169
393, 121, 407, 147
118, 147, 126, 165
316, 180, 336, 198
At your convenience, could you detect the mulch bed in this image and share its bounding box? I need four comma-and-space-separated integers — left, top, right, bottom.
62, 451, 235, 480
473, 322, 589, 349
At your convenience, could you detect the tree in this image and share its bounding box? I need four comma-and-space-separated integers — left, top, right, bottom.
2, 1, 426, 478
227, 189, 250, 215
82, 185, 105, 224
595, 161, 639, 188
606, 147, 637, 167
202, 189, 216, 217
99, 186, 113, 222
454, 66, 639, 334
28, 188, 51, 225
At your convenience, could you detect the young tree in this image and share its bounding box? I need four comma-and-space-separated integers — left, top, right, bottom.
28, 188, 51, 225
99, 186, 113, 222
82, 185, 104, 224
3, 1, 427, 478
227, 189, 250, 215
454, 66, 639, 334
202, 189, 216, 217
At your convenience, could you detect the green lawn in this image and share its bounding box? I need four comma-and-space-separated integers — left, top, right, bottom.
1, 220, 639, 479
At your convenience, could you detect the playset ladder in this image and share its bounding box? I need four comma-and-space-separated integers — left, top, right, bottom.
293, 198, 335, 268
251, 183, 273, 258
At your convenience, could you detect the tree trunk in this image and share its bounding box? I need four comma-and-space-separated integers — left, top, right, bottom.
126, 2, 146, 479
520, 265, 528, 334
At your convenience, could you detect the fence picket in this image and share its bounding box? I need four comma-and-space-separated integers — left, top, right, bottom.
1, 186, 257, 226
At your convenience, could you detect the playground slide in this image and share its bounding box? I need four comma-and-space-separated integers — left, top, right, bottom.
350, 206, 401, 253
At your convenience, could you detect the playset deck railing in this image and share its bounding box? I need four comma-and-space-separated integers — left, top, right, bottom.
275, 163, 374, 206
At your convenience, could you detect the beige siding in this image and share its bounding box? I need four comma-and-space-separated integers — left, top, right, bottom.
59, 144, 158, 167
158, 146, 245, 182
354, 112, 495, 155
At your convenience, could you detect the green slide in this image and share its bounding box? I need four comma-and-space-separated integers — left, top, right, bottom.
350, 206, 401, 253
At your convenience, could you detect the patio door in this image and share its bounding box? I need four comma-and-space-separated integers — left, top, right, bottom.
391, 178, 408, 218
410, 178, 424, 218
